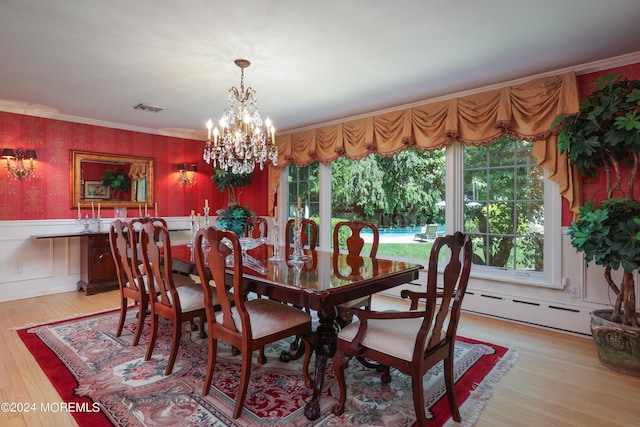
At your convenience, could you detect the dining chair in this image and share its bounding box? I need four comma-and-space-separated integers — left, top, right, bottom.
109, 219, 148, 346
332, 232, 472, 426
333, 220, 379, 312
194, 226, 314, 419
138, 221, 209, 376
245, 216, 268, 239
285, 218, 318, 250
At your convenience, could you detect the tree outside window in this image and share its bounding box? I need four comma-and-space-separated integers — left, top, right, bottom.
463, 135, 544, 272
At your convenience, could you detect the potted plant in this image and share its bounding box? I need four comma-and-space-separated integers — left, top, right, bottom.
211, 168, 254, 235
101, 168, 131, 199
553, 72, 640, 376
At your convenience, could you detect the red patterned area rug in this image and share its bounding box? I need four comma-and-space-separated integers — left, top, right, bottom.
17, 308, 518, 427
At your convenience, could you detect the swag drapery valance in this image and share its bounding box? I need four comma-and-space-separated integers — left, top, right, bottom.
267, 71, 581, 215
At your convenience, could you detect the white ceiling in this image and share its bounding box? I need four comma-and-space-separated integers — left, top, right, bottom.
1, 0, 640, 140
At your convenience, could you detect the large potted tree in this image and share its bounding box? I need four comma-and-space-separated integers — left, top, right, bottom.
554, 73, 640, 376
211, 168, 254, 235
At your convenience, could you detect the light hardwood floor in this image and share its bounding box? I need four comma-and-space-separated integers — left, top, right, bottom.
1, 290, 639, 426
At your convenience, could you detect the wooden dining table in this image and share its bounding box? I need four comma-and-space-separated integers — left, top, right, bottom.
170, 243, 422, 421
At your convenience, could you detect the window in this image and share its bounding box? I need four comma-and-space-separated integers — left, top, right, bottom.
464, 136, 544, 271
284, 136, 561, 287
288, 163, 319, 219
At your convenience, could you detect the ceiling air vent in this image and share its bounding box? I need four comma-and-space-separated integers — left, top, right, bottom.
133, 103, 163, 113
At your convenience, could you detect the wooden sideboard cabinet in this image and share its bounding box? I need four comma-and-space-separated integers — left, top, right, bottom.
31, 231, 118, 296
78, 233, 118, 295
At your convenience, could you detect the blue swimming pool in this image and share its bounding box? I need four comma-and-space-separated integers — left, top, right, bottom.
360, 225, 445, 240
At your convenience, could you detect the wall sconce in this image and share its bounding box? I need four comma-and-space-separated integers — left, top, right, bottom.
2, 148, 37, 180
177, 163, 197, 187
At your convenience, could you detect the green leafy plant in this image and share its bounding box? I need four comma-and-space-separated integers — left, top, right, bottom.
554, 73, 640, 326
211, 168, 254, 234
211, 168, 253, 204
101, 168, 131, 198
216, 202, 254, 235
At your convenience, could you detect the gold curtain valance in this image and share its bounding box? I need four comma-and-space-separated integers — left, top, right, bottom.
271, 71, 581, 213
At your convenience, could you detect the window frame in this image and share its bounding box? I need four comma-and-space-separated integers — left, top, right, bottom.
279, 142, 562, 289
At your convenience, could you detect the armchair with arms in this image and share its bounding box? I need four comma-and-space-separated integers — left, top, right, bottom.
332, 232, 472, 426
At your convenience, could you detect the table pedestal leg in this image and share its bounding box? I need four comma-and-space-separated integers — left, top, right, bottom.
304, 305, 337, 421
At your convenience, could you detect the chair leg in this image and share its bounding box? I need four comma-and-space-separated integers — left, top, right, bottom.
331, 350, 351, 416
198, 314, 206, 339
165, 319, 182, 375
132, 301, 146, 346
258, 346, 267, 364
202, 335, 218, 396
381, 364, 392, 384
233, 346, 253, 419
411, 372, 429, 427
145, 313, 159, 361
115, 297, 127, 337
444, 355, 461, 421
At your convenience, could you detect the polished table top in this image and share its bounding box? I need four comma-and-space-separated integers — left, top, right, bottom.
170, 244, 423, 310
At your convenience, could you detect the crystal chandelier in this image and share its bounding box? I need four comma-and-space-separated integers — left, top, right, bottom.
203, 59, 278, 174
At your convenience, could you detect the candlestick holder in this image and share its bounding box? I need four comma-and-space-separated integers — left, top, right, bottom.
77, 214, 91, 232
289, 208, 307, 265
268, 221, 284, 262
90, 216, 102, 232
202, 206, 211, 247
188, 211, 197, 248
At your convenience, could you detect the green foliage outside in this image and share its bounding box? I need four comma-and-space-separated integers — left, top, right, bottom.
331, 148, 445, 226
463, 136, 544, 271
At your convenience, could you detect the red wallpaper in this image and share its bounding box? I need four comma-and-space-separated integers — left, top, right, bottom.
0, 112, 269, 220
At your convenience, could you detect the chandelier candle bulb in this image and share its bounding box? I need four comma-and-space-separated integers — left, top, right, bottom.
97, 203, 100, 218
206, 119, 212, 140
77, 203, 80, 219
204, 199, 208, 208
139, 204, 142, 217
91, 202, 95, 218
297, 197, 302, 210
155, 202, 158, 215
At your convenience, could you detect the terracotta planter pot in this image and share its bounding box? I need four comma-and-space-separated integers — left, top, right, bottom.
590, 309, 640, 377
